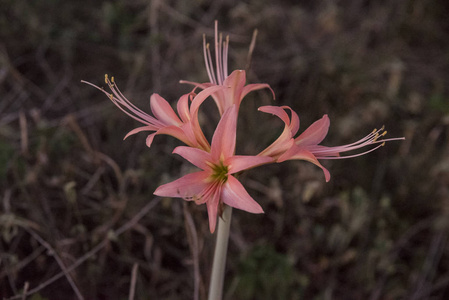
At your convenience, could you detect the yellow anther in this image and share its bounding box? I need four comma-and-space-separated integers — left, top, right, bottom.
105, 74, 108, 84
111, 76, 115, 83
108, 94, 113, 100
380, 125, 385, 131
372, 128, 377, 134
381, 142, 386, 146
381, 131, 387, 137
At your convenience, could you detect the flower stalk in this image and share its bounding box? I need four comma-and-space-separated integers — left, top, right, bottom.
208, 205, 232, 300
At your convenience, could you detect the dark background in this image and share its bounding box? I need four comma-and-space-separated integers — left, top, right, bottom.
1, 0, 449, 299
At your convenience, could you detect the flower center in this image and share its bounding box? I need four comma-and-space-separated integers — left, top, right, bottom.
210, 160, 229, 183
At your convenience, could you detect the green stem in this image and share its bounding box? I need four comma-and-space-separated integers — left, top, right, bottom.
208, 205, 232, 300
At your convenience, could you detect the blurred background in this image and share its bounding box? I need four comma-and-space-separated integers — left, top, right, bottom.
1, 0, 449, 299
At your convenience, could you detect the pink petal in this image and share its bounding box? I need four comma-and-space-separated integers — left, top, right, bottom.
227, 155, 273, 174
124, 125, 158, 140
210, 105, 237, 161
222, 176, 264, 214
189, 85, 227, 116
223, 70, 246, 105
206, 185, 221, 233
177, 93, 192, 123
173, 146, 211, 170
154, 172, 210, 200
145, 133, 157, 148
210, 89, 227, 115
257, 129, 294, 159
258, 105, 300, 135
156, 125, 191, 146
278, 147, 331, 182
295, 114, 330, 146
241, 83, 275, 101
150, 94, 182, 126
257, 106, 299, 159
258, 105, 291, 126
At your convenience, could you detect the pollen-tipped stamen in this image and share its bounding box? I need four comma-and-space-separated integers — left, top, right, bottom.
312, 127, 404, 159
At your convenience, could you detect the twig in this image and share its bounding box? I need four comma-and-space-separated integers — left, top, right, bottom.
27, 230, 83, 299
245, 28, 258, 73
21, 282, 29, 300
19, 110, 28, 156
149, 0, 162, 92
25, 228, 84, 300
410, 231, 447, 300
0, 245, 45, 279
128, 263, 139, 300
7, 198, 161, 300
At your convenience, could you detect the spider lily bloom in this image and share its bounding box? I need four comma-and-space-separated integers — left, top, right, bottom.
259, 105, 405, 182
154, 105, 273, 233
82, 75, 225, 151
180, 21, 274, 115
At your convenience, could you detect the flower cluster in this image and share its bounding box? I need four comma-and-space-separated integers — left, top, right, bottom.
83, 22, 403, 233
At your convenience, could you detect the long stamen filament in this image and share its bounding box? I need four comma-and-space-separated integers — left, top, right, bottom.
202, 21, 229, 86
203, 36, 217, 85
311, 127, 404, 159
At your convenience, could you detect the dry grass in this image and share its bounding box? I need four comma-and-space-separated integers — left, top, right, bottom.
1, 0, 449, 299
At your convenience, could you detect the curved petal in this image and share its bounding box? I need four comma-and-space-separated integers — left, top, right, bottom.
124, 125, 158, 140
179, 122, 208, 150
154, 171, 210, 199
278, 147, 331, 182
145, 132, 157, 148
258, 129, 294, 159
227, 155, 273, 174
257, 106, 299, 159
258, 105, 299, 136
258, 105, 291, 126
222, 176, 264, 214
187, 119, 211, 151
241, 83, 275, 101
295, 114, 330, 146
189, 85, 227, 116
211, 105, 237, 161
173, 146, 211, 170
150, 94, 182, 126
209, 90, 227, 115
177, 93, 192, 123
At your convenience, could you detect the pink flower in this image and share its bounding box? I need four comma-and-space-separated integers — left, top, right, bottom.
154, 105, 273, 232
259, 105, 404, 182
180, 21, 274, 115
82, 75, 225, 151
